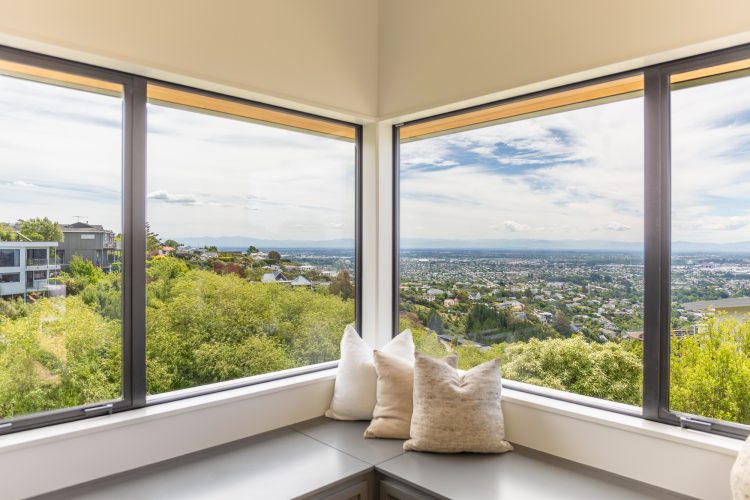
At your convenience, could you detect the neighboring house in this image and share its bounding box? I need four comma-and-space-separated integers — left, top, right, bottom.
58, 222, 120, 272
469, 292, 481, 301
443, 298, 459, 308
682, 297, 750, 324
262, 271, 290, 284
290, 276, 312, 287
0, 241, 62, 299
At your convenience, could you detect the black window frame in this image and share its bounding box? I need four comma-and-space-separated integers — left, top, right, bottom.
392, 43, 750, 440
0, 44, 362, 435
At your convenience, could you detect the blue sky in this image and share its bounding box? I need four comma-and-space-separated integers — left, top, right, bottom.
401, 73, 750, 244
0, 73, 355, 241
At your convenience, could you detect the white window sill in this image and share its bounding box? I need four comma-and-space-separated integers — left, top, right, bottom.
502, 387, 743, 456
0, 367, 337, 454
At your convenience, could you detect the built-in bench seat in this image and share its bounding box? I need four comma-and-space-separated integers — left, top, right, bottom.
35, 418, 692, 500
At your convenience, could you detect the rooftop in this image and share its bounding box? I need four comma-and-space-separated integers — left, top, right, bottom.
682, 297, 750, 311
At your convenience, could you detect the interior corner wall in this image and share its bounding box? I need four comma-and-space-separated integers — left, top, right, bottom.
378, 0, 750, 119
0, 0, 379, 120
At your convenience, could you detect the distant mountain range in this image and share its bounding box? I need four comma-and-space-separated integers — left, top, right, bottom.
177, 236, 356, 250
174, 236, 750, 253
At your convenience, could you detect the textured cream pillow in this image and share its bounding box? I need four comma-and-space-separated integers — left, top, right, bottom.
404, 353, 513, 453
364, 350, 457, 439
732, 435, 750, 499
325, 326, 415, 420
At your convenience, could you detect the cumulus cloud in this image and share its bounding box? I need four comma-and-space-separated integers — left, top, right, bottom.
147, 190, 199, 205
503, 220, 531, 232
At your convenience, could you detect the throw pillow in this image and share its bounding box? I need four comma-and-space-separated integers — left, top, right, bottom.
404, 352, 513, 453
732, 435, 750, 499
325, 325, 414, 420
364, 350, 457, 440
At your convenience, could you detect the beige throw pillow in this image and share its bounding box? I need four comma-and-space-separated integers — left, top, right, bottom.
364, 350, 457, 440
404, 353, 513, 453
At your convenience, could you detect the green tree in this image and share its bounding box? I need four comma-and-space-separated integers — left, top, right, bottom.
268, 250, 281, 261
0, 224, 18, 242
670, 316, 750, 424
247, 245, 259, 254
163, 239, 180, 249
146, 223, 161, 253
18, 217, 63, 242
329, 270, 355, 301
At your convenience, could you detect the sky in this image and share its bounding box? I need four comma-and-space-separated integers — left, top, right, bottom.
401, 73, 750, 245
0, 73, 356, 242
2, 69, 750, 247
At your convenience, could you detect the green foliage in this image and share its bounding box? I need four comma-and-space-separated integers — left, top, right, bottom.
329, 269, 355, 301
247, 245, 259, 254
163, 239, 180, 249
268, 250, 281, 261
0, 298, 120, 418
145, 269, 352, 392
18, 217, 63, 242
501, 337, 642, 405
146, 223, 161, 253
670, 317, 750, 424
0, 224, 18, 242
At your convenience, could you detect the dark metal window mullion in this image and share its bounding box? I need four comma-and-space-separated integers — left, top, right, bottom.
123, 77, 148, 408
643, 67, 674, 423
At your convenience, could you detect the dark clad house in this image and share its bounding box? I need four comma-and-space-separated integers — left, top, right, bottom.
58, 222, 120, 272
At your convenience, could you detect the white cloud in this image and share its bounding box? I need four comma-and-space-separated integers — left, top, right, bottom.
148, 190, 199, 205
503, 220, 531, 232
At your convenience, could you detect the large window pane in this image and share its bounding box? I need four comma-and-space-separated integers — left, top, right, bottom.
146, 85, 356, 395
670, 62, 750, 425
399, 79, 644, 406
0, 61, 123, 419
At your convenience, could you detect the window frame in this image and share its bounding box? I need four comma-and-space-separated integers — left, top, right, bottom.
392, 43, 750, 440
0, 44, 362, 435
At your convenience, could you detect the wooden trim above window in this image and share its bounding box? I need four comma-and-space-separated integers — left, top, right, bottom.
0, 58, 122, 95
400, 75, 644, 141
147, 84, 356, 141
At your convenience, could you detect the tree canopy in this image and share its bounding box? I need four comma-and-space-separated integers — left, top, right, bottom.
17, 218, 63, 242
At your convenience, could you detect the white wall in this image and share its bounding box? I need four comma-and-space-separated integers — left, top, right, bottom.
0, 0, 379, 120
378, 0, 750, 119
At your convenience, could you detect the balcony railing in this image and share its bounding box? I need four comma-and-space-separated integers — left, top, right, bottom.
26, 258, 50, 267
26, 279, 49, 291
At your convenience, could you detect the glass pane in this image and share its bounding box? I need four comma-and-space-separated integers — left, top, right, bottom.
0, 62, 123, 420
146, 86, 356, 395
670, 65, 750, 425
400, 84, 644, 406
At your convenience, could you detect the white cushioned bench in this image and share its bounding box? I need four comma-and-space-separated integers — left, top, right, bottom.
35, 418, 692, 500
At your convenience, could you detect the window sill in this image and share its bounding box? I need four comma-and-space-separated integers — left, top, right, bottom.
501, 386, 743, 456
0, 367, 337, 454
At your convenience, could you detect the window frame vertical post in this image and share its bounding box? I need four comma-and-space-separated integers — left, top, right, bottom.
642, 67, 674, 423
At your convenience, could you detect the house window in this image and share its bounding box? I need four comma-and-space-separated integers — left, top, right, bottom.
0, 249, 20, 268
145, 84, 360, 396
0, 273, 20, 283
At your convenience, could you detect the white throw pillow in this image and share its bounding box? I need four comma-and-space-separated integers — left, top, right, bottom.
325, 325, 414, 420
732, 435, 750, 499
